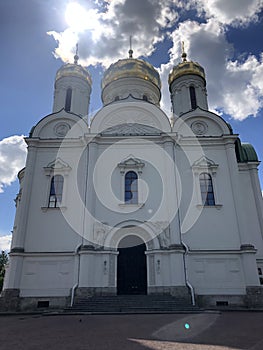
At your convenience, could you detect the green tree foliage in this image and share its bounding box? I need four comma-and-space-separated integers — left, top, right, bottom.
0, 250, 8, 292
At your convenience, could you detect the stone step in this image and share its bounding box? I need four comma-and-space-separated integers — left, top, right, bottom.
66, 295, 197, 313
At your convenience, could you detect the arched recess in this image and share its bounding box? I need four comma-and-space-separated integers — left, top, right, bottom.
173, 108, 232, 136
104, 220, 160, 250
30, 109, 87, 139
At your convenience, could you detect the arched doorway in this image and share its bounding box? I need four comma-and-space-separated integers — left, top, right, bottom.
117, 235, 147, 295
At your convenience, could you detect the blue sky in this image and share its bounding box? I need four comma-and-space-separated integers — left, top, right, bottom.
0, 0, 262, 250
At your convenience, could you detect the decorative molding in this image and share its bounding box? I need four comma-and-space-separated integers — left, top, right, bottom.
156, 259, 161, 274
93, 222, 109, 246
118, 155, 145, 174
191, 121, 208, 135
192, 156, 218, 174
54, 122, 71, 137
196, 204, 222, 210
147, 221, 171, 249
43, 158, 71, 176
109, 254, 116, 287
149, 255, 155, 285
41, 206, 67, 212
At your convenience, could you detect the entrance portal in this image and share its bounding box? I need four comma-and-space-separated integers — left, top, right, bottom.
117, 235, 147, 295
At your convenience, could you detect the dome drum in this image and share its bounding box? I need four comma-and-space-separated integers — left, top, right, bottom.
101, 77, 161, 105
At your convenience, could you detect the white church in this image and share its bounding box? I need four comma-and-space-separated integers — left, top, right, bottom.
1, 46, 263, 311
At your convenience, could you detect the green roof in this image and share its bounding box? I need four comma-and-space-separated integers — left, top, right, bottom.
235, 139, 259, 162
242, 143, 258, 162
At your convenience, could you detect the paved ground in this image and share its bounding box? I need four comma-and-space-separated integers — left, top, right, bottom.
0, 311, 263, 349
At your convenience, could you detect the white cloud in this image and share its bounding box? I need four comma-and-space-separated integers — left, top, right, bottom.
0, 135, 27, 193
0, 234, 12, 252
193, 0, 263, 26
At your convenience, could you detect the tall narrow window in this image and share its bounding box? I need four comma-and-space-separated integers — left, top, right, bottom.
199, 173, 215, 206
125, 171, 138, 204
48, 175, 64, 208
189, 86, 197, 109
65, 88, 72, 112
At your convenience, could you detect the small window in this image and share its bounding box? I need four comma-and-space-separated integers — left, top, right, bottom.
189, 86, 197, 109
65, 88, 72, 112
125, 171, 138, 204
199, 173, 215, 206
216, 301, 228, 306
143, 95, 148, 101
48, 175, 64, 208
114, 96, 120, 101
37, 300, 49, 308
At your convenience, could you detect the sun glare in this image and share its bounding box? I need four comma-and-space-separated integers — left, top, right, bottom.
65, 2, 98, 32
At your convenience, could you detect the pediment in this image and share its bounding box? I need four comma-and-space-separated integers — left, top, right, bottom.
118, 155, 145, 174
101, 123, 161, 136
44, 158, 71, 174
192, 156, 218, 171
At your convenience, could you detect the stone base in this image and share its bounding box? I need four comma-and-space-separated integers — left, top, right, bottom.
19, 296, 70, 311
0, 289, 70, 312
245, 286, 263, 307
196, 294, 245, 308
76, 287, 116, 298
148, 286, 191, 301
0, 289, 20, 311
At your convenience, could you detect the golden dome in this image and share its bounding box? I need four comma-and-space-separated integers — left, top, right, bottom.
55, 63, 92, 85
102, 58, 161, 90
168, 60, 205, 86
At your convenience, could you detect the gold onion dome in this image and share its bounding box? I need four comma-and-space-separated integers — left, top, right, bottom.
101, 57, 161, 90
55, 62, 92, 86
168, 49, 205, 86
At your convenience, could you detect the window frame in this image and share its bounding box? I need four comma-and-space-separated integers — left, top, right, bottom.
42, 158, 71, 211
118, 156, 145, 207
192, 156, 222, 209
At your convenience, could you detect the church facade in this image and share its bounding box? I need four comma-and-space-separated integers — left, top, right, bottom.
1, 48, 263, 310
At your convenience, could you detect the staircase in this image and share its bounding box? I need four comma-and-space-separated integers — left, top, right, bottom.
66, 294, 199, 314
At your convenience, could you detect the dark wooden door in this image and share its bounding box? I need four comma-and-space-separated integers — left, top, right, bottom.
117, 242, 147, 295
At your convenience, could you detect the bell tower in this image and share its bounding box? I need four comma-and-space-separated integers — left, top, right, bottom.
168, 44, 208, 116
52, 46, 92, 117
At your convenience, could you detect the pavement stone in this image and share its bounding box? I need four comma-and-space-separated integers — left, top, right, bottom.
0, 311, 262, 350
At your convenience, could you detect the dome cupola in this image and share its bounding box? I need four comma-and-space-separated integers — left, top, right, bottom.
101, 49, 161, 106
53, 48, 92, 117
168, 46, 208, 116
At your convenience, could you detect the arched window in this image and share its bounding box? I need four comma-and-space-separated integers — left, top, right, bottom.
48, 175, 64, 207
189, 86, 197, 109
143, 94, 148, 101
65, 88, 72, 112
125, 171, 138, 204
199, 173, 215, 206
